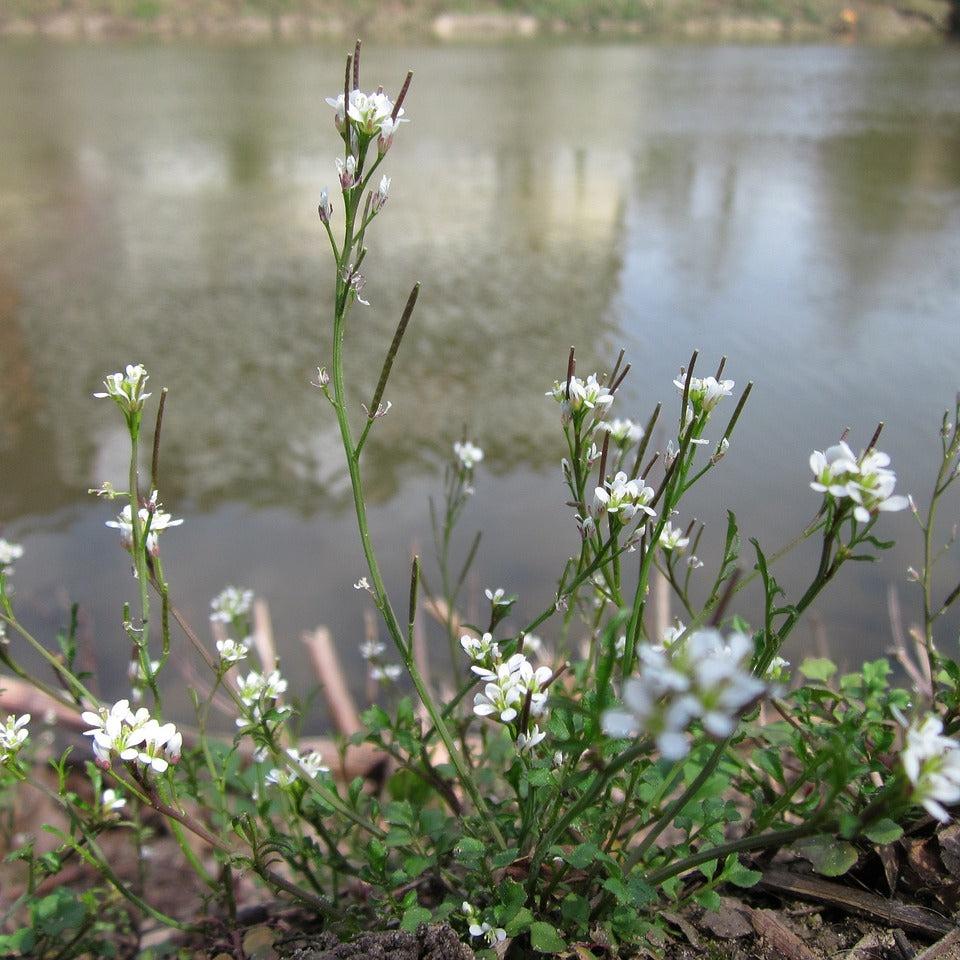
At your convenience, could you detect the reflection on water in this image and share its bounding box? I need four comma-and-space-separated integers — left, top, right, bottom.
1, 43, 959, 723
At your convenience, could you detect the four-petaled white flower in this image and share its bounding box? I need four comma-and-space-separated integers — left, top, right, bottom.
105, 495, 183, 557
94, 364, 151, 416
809, 442, 860, 497
0, 539, 23, 574
659, 521, 690, 551
485, 587, 508, 606
370, 663, 403, 682
266, 746, 329, 787
236, 669, 288, 726
0, 714, 30, 765
516, 724, 547, 753
603, 629, 766, 760
901, 713, 960, 822
101, 788, 126, 814
547, 374, 614, 423
473, 680, 522, 723
325, 89, 407, 137
592, 472, 656, 522
462, 902, 507, 945
454, 440, 484, 471
210, 587, 254, 624
598, 418, 643, 447
216, 638, 249, 665
674, 374, 735, 416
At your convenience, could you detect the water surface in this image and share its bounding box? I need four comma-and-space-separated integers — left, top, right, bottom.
1, 43, 959, 723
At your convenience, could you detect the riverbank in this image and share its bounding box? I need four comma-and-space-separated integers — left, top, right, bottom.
1, 0, 955, 45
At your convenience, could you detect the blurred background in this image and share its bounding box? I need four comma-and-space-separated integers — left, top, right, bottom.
0, 11, 959, 727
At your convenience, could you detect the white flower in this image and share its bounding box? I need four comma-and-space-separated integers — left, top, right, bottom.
105, 496, 182, 556
318, 188, 333, 224
266, 747, 329, 787
659, 521, 690, 551
809, 442, 909, 523
370, 663, 403, 682
101, 789, 126, 814
474, 681, 522, 723
237, 670, 287, 707
0, 714, 30, 765
809, 442, 860, 497
767, 656, 790, 682
461, 632, 499, 663
901, 714, 960, 822
336, 155, 357, 190
0, 539, 24, 572
372, 175, 391, 213
81, 700, 180, 773
592, 472, 656, 521
522, 633, 543, 658
516, 724, 547, 753
216, 638, 249, 665
485, 587, 507, 606
454, 440, 484, 471
547, 374, 613, 422
94, 364, 151, 416
210, 586, 254, 624
354, 577, 371, 591
360, 638, 386, 661
598, 418, 643, 447
603, 628, 765, 760
674, 374, 735, 415
614, 635, 627, 659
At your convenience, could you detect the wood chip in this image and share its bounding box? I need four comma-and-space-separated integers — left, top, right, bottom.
759, 867, 954, 941
912, 929, 960, 960
698, 900, 752, 940
746, 907, 820, 960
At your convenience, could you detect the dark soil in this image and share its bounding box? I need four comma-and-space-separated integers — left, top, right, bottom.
278, 924, 475, 960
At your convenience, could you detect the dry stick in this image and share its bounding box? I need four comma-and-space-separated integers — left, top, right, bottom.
250, 598, 277, 671
301, 626, 361, 737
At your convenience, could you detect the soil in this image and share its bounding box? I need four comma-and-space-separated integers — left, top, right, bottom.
278, 925, 476, 960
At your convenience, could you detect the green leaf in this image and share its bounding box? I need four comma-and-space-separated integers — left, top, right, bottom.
530, 921, 566, 954
694, 888, 723, 911
567, 842, 601, 869
400, 905, 432, 932
794, 835, 858, 876
504, 907, 534, 937
800, 658, 837, 682
454, 837, 486, 864
863, 819, 904, 845
498, 878, 526, 912
724, 857, 762, 888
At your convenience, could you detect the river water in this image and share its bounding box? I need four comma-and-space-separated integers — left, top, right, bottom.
1, 42, 958, 723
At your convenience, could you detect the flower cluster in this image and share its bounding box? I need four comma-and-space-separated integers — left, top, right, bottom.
465, 635, 553, 751
454, 440, 484, 472
210, 586, 254, 624
547, 374, 613, 423
603, 629, 766, 760
265, 746, 329, 788
597, 418, 643, 448
0, 539, 23, 574
94, 364, 151, 418
809, 442, 909, 523
901, 713, 960, 822
674, 374, 735, 417
236, 669, 289, 727
82, 700, 181, 773
592, 472, 656, 522
326, 89, 406, 142
105, 493, 183, 557
462, 902, 506, 945
0, 714, 29, 766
